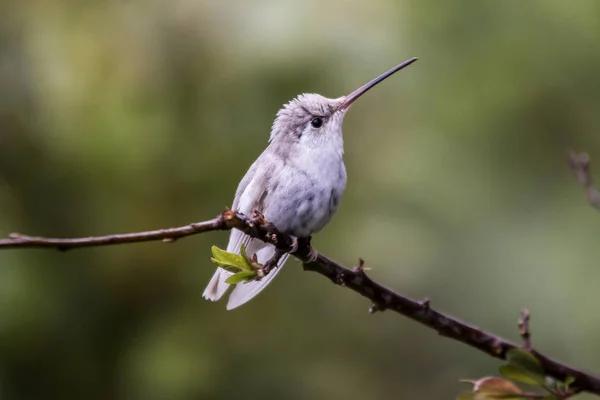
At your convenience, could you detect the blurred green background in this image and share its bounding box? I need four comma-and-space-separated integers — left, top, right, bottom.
1, 0, 600, 399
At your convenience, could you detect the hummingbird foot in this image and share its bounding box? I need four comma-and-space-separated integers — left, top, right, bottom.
306, 246, 319, 263
288, 235, 299, 253
296, 236, 319, 263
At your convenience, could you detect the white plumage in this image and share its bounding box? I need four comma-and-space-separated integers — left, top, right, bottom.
203, 94, 348, 310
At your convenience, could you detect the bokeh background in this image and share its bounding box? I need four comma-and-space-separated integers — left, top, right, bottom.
1, 0, 600, 399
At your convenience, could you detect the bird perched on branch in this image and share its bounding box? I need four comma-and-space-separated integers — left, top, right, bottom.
203, 57, 418, 309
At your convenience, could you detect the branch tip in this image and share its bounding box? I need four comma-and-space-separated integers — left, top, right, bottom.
518, 308, 532, 350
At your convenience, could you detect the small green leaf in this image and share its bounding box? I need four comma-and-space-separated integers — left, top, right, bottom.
210, 258, 243, 273
225, 270, 256, 285
239, 243, 255, 270
210, 246, 253, 272
564, 376, 575, 389
505, 349, 544, 377
499, 365, 545, 386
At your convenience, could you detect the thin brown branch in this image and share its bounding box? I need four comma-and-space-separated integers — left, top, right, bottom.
0, 211, 599, 396
0, 210, 297, 252
303, 256, 600, 396
0, 219, 225, 250
260, 249, 286, 276
518, 308, 532, 350
567, 150, 600, 210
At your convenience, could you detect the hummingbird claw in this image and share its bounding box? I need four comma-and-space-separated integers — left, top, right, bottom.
289, 236, 299, 253
293, 236, 318, 262
307, 246, 319, 263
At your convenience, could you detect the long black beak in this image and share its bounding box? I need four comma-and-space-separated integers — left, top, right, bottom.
341, 57, 418, 109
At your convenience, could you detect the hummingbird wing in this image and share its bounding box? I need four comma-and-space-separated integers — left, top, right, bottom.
203, 155, 290, 309
202, 161, 259, 302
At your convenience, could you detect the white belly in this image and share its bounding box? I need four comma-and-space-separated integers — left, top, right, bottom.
264, 161, 347, 238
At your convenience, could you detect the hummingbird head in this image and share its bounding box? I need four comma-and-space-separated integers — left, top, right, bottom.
269, 93, 346, 149
269, 57, 418, 154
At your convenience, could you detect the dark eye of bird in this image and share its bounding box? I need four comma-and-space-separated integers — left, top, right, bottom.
310, 117, 323, 129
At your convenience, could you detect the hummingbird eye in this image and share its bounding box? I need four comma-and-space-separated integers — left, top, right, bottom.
310, 117, 324, 129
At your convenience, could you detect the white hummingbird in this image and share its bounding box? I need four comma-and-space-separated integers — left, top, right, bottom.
203, 57, 418, 309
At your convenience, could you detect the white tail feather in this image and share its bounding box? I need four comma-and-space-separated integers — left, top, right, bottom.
226, 246, 289, 310
204, 228, 288, 309
202, 268, 233, 301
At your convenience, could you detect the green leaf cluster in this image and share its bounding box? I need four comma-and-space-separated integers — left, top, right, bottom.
457, 349, 576, 400
210, 244, 261, 285
499, 349, 546, 386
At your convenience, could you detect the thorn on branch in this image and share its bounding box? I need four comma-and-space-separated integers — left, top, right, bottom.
369, 303, 385, 314
336, 271, 347, 287
352, 258, 367, 274
518, 308, 532, 350
492, 340, 503, 356
420, 297, 431, 311
162, 237, 177, 243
